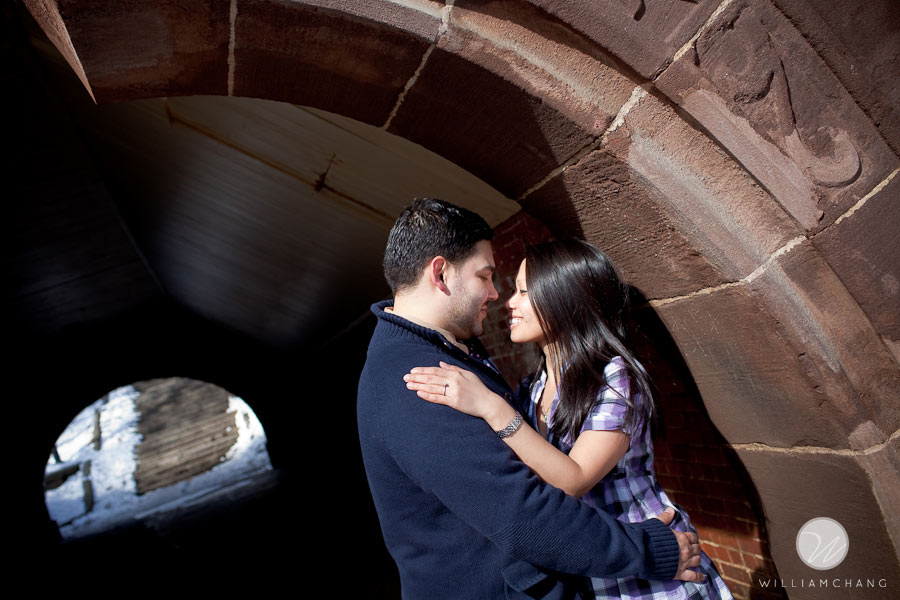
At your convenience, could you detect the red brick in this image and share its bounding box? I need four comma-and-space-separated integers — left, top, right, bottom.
736, 534, 765, 556
719, 562, 750, 584
726, 548, 746, 567
741, 551, 766, 571
700, 538, 728, 562
717, 532, 744, 551
729, 581, 752, 600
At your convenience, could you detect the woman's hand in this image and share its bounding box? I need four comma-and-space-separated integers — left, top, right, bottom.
404, 362, 513, 428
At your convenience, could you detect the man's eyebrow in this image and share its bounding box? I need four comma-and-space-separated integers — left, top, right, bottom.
477, 265, 496, 272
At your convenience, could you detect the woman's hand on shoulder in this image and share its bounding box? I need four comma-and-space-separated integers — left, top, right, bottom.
404, 362, 511, 426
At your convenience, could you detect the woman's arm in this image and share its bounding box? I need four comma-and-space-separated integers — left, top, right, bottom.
405, 362, 629, 497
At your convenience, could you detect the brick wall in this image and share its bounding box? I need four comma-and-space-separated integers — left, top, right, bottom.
481, 210, 553, 386
484, 210, 785, 600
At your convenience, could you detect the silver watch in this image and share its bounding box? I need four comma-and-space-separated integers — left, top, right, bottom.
497, 411, 523, 439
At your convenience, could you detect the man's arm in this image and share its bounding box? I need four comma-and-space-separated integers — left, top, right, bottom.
379, 356, 683, 580
404, 360, 706, 583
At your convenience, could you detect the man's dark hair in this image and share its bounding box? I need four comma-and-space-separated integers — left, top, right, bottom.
383, 198, 494, 294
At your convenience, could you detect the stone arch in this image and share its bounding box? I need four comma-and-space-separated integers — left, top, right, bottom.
19, 0, 900, 595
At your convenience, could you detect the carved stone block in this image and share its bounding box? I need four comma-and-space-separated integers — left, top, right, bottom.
53, 0, 232, 102
655, 0, 899, 234
811, 174, 900, 365
524, 0, 722, 79
520, 147, 729, 300
737, 448, 900, 591
607, 93, 799, 281
387, 24, 597, 198
653, 285, 856, 449
748, 240, 900, 435
451, 0, 638, 134
771, 0, 900, 157
234, 0, 437, 125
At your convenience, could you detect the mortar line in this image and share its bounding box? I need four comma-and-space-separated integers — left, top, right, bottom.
814, 167, 899, 236
383, 0, 444, 17
383, 45, 436, 130
648, 281, 743, 307
744, 235, 806, 283
517, 85, 648, 201
227, 0, 237, 96
669, 0, 736, 67
383, 1, 453, 130
648, 234, 805, 306
731, 427, 900, 457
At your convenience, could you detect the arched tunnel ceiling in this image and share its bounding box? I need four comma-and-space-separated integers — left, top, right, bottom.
25, 30, 518, 347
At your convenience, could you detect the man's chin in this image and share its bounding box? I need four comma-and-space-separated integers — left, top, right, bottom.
457, 322, 482, 341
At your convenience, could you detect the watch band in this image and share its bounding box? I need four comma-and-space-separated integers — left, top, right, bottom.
497, 411, 523, 439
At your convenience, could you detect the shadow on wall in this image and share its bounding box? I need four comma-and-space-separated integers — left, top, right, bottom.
631, 292, 786, 600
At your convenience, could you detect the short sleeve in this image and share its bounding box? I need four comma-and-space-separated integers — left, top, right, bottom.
580, 358, 639, 435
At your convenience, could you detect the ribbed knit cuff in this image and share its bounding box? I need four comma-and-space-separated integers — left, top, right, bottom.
637, 517, 680, 580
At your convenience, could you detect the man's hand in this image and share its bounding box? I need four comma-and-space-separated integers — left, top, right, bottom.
654, 507, 706, 583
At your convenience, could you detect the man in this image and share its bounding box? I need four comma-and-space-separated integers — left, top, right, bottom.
357, 198, 702, 598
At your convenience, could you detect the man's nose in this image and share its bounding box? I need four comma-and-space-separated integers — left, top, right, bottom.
488, 279, 499, 301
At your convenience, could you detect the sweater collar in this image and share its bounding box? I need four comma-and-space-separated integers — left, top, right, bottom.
382, 306, 469, 354
371, 299, 469, 354
371, 299, 512, 394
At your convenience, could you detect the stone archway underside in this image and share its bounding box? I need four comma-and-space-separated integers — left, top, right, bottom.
24, 0, 900, 592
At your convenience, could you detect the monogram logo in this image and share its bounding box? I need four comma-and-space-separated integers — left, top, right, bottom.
796, 517, 849, 570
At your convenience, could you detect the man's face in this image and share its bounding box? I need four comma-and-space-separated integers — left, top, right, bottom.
444, 240, 498, 340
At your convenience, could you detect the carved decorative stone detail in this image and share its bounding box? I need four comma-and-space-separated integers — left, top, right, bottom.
696, 4, 861, 190
525, 0, 719, 78
656, 0, 898, 234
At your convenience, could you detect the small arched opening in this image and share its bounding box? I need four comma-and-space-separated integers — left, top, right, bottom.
44, 377, 273, 542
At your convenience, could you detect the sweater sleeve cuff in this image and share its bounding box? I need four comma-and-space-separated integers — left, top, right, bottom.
636, 517, 680, 580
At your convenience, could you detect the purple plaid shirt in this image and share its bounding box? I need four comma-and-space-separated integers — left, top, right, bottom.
524, 358, 733, 600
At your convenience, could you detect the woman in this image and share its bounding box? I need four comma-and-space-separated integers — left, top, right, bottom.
404, 240, 733, 600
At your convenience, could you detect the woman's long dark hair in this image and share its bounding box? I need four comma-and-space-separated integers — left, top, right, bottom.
525, 239, 654, 440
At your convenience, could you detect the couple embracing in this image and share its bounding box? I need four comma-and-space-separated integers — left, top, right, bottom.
357, 198, 733, 600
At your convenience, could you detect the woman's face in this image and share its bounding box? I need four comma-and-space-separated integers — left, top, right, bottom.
506, 259, 546, 345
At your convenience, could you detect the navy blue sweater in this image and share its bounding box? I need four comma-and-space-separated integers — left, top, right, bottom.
357, 301, 679, 599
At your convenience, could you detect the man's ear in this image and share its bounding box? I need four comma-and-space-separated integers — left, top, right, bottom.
429, 256, 449, 294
